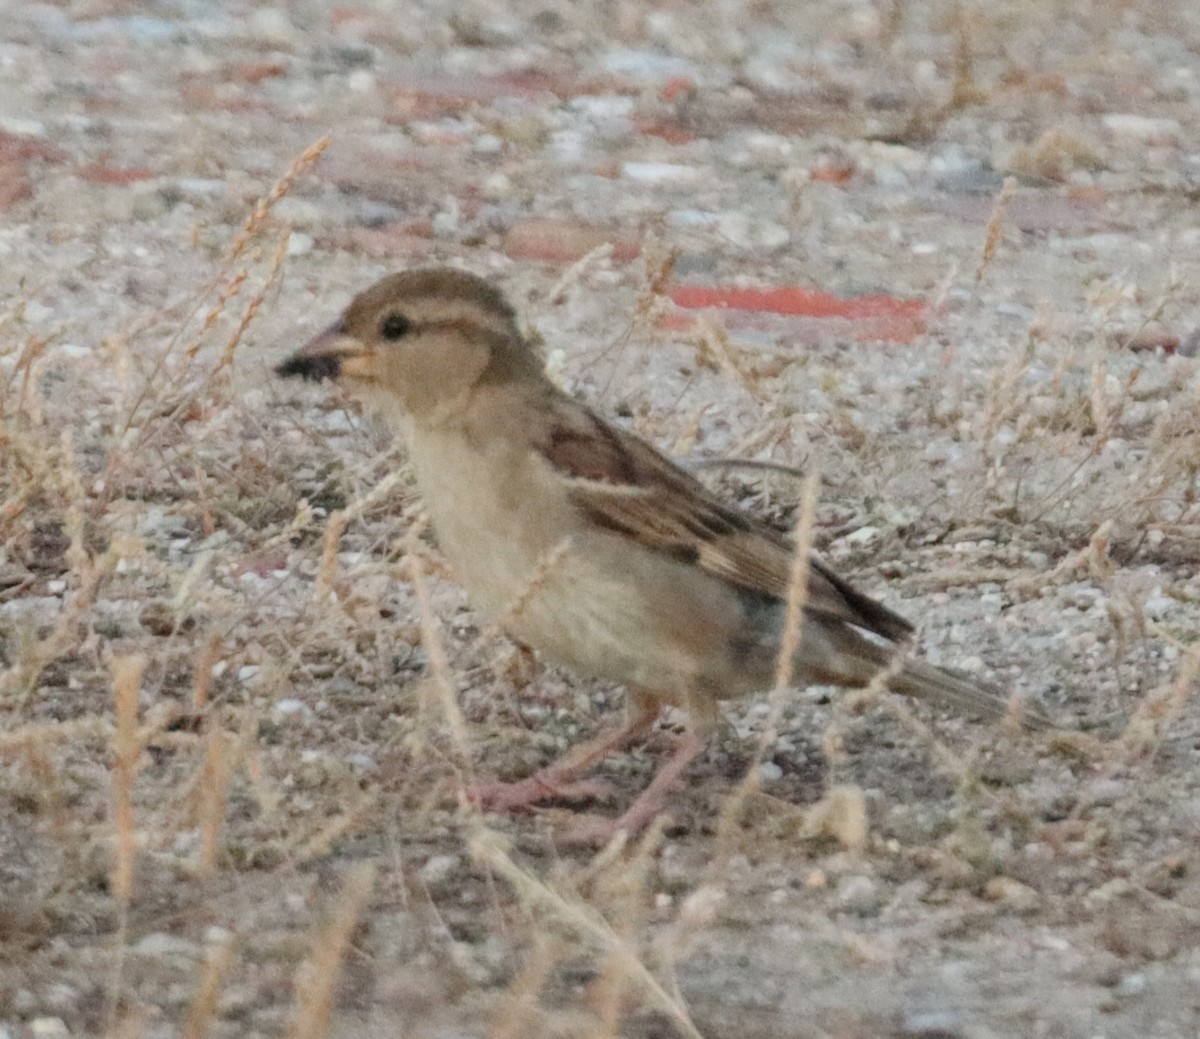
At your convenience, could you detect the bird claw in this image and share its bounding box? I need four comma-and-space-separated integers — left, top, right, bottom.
467, 775, 617, 813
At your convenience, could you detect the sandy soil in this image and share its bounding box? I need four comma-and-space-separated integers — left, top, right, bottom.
2, 2, 1200, 1037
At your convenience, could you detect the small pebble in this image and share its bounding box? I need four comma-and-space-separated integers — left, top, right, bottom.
420, 854, 460, 886
286, 232, 313, 255
1101, 113, 1181, 143
481, 172, 512, 200
1143, 591, 1174, 620
899, 1010, 962, 1037
758, 761, 783, 782
621, 162, 701, 184
837, 874, 877, 908
133, 932, 199, 958
175, 178, 228, 200
844, 526, 880, 545
715, 212, 790, 249
1114, 972, 1147, 998
983, 876, 1040, 911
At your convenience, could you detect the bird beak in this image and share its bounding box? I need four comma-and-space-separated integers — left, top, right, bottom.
275, 320, 373, 382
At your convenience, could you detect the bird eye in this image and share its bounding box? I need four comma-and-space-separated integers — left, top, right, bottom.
380, 313, 412, 340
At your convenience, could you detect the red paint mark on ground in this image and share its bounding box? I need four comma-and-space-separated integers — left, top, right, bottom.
0, 164, 32, 209
810, 159, 855, 183
632, 115, 695, 144
0, 131, 68, 209
671, 284, 927, 321
229, 60, 288, 85
660, 77, 696, 103
666, 283, 930, 343
0, 131, 68, 165
78, 163, 154, 185
232, 551, 290, 579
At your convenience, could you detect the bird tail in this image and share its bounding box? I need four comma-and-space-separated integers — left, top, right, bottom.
888, 655, 1058, 731
813, 627, 1059, 731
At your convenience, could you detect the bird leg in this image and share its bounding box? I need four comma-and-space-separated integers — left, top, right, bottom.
468, 692, 661, 813
562, 726, 709, 846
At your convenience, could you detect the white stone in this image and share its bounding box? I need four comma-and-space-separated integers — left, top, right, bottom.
1102, 113, 1181, 142
133, 931, 199, 958
272, 698, 313, 719
420, 854, 460, 885
621, 162, 701, 184
758, 761, 783, 782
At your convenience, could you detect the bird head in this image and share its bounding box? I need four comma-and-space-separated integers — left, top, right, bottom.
276, 268, 540, 421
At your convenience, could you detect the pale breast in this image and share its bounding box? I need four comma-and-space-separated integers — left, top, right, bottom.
403, 423, 759, 698
405, 425, 581, 615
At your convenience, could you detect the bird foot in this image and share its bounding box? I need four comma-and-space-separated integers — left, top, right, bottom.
468, 774, 617, 813
560, 727, 708, 846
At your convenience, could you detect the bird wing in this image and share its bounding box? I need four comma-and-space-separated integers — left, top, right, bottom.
537, 402, 914, 643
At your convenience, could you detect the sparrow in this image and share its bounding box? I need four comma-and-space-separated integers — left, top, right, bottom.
276, 267, 1056, 842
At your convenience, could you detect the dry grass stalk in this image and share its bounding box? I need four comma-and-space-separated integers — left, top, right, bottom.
406, 527, 472, 768
949, 2, 986, 109
1010, 519, 1114, 596
229, 134, 330, 263
340, 465, 409, 525
191, 634, 223, 713
692, 316, 753, 392
479, 535, 573, 644
670, 405, 713, 457
110, 654, 145, 904
653, 882, 725, 987
183, 271, 250, 364
773, 473, 820, 694
976, 175, 1015, 284
1121, 641, 1199, 755
112, 136, 327, 471
315, 509, 348, 604
197, 720, 230, 876
285, 790, 377, 868
220, 230, 291, 369
182, 932, 236, 1039
285, 862, 376, 1039
589, 947, 633, 1038
19, 743, 68, 832
105, 653, 145, 1037
632, 239, 679, 332
908, 565, 1036, 591
487, 937, 564, 1039
715, 472, 818, 846
10, 333, 51, 421
0, 715, 115, 753
641, 238, 678, 303
687, 456, 807, 480
825, 650, 971, 786
470, 829, 706, 1039
801, 784, 868, 851
548, 242, 613, 303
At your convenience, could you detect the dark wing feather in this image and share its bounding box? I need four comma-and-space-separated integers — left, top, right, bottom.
539, 404, 913, 643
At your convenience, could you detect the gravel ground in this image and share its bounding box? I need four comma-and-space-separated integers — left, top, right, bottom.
2, 2, 1200, 1037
